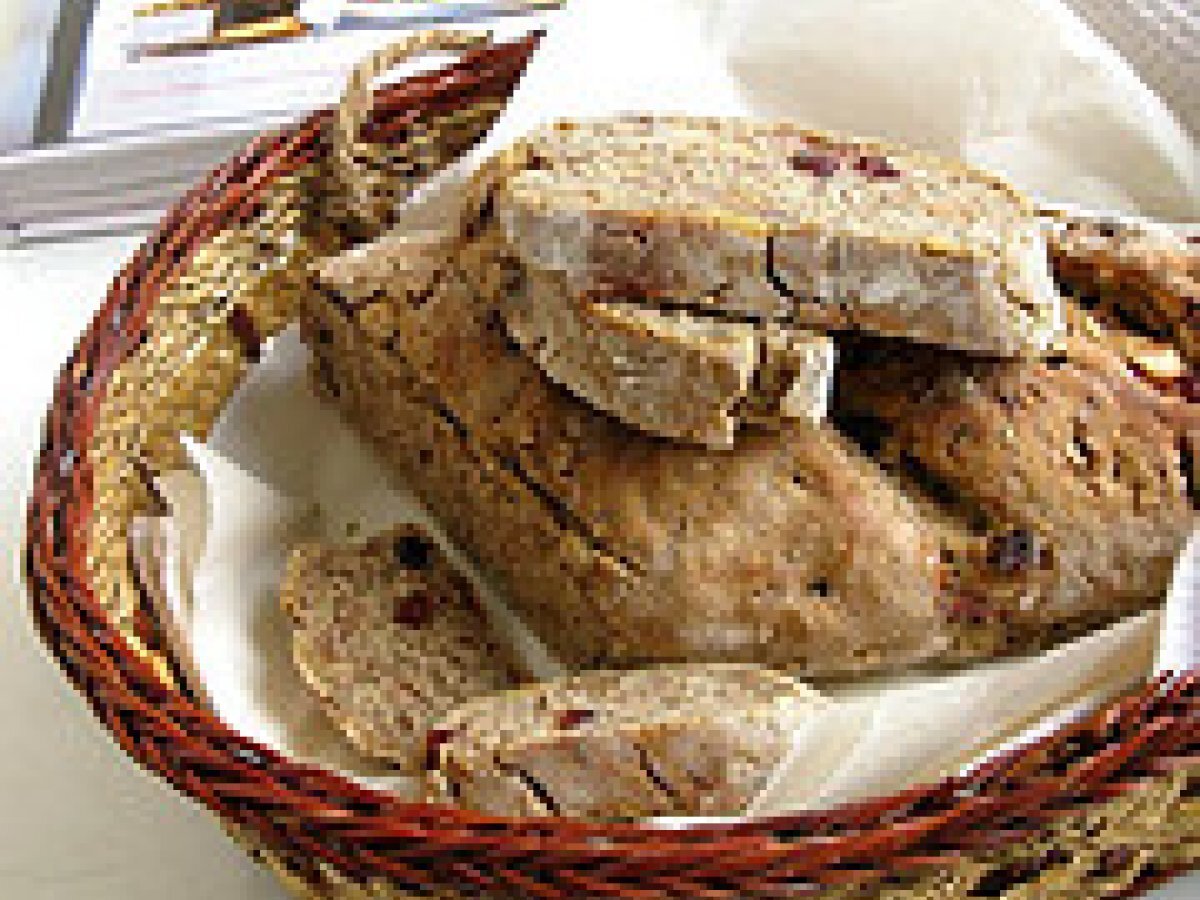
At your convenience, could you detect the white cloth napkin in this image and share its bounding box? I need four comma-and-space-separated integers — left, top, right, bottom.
1155, 528, 1200, 675
746, 608, 1164, 817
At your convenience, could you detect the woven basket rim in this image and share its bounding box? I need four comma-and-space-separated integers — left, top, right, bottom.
22, 32, 1200, 897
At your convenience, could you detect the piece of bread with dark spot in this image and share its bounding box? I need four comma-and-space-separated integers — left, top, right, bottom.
280, 524, 529, 772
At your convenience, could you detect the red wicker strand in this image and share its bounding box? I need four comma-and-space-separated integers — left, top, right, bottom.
23, 33, 1200, 899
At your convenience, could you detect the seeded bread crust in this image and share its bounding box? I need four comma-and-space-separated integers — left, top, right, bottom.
280, 525, 528, 772
425, 665, 825, 821
494, 115, 1064, 357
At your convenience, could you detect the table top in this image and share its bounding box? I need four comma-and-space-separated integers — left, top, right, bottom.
1, 232, 1195, 899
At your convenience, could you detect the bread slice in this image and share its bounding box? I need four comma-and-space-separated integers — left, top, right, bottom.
425, 665, 824, 820
503, 263, 835, 446
494, 114, 1064, 357
280, 524, 528, 771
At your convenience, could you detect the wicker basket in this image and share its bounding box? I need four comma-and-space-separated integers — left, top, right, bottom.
23, 30, 1200, 900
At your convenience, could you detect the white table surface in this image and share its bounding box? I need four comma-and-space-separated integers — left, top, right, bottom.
2, 232, 1196, 899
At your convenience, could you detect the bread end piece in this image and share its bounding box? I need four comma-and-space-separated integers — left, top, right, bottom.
425, 664, 825, 821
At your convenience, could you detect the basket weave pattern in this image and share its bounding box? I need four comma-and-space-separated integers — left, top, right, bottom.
23, 33, 1200, 900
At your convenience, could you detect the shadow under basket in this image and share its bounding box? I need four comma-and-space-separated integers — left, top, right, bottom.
23, 30, 1200, 900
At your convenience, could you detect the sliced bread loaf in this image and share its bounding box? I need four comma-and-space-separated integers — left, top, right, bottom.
425, 665, 824, 821
298, 117, 1191, 677
306, 252, 953, 674
280, 524, 528, 771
